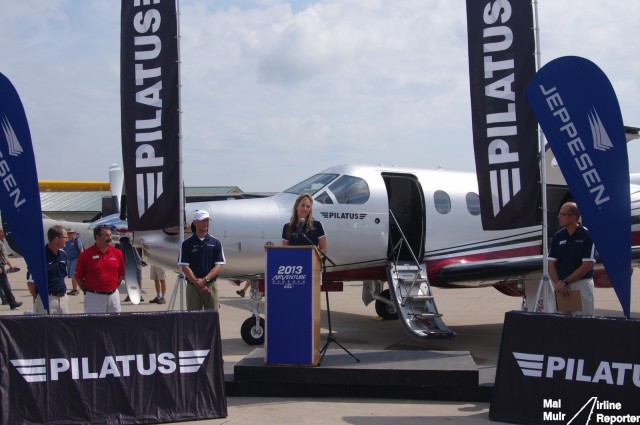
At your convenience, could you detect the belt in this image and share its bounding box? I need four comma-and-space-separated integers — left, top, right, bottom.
49, 292, 66, 297
85, 289, 116, 295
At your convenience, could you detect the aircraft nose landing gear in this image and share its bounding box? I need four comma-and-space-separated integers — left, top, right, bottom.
241, 316, 265, 345
239, 280, 265, 345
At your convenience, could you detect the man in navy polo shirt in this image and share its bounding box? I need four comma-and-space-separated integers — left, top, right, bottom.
548, 202, 596, 315
180, 210, 225, 311
27, 225, 70, 314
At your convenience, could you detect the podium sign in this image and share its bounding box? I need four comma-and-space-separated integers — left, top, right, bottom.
265, 246, 321, 365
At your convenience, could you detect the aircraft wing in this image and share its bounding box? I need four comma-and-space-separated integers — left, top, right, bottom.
435, 246, 640, 287
38, 180, 110, 192
435, 256, 543, 286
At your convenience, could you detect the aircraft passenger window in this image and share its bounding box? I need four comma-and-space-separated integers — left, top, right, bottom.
328, 176, 370, 204
284, 173, 339, 195
466, 192, 480, 216
315, 191, 334, 204
433, 190, 451, 214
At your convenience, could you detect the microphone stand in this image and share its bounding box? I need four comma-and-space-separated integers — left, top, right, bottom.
297, 229, 359, 365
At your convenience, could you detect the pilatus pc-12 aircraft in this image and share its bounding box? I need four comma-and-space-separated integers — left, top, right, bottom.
133, 139, 640, 344
7, 131, 639, 344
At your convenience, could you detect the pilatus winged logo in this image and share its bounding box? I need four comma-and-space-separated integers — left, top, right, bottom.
11, 358, 47, 382
320, 212, 367, 220
177, 349, 210, 373
1, 115, 24, 156
10, 349, 210, 383
587, 108, 614, 152
513, 352, 544, 377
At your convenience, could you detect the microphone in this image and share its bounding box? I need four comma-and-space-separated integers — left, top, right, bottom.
296, 218, 306, 238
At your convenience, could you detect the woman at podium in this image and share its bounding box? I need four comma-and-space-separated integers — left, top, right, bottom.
282, 193, 327, 254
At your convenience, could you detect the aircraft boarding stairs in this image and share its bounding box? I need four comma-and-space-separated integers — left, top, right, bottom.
387, 213, 455, 340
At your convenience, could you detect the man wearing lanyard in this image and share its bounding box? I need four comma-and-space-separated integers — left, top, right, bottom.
73, 224, 125, 313
27, 225, 70, 314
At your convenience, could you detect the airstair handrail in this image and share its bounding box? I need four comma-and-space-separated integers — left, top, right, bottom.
388, 209, 421, 268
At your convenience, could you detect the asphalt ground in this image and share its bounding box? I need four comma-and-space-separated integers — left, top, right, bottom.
2, 256, 638, 424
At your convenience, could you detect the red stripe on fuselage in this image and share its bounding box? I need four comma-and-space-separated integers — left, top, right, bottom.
323, 245, 542, 284
425, 245, 540, 283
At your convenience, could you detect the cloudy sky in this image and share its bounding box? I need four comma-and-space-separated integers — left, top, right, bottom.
1, 0, 638, 192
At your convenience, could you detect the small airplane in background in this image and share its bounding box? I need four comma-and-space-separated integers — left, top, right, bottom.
132, 128, 640, 344
3, 165, 120, 259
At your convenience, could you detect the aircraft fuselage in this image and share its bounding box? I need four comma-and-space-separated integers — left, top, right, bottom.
135, 164, 547, 287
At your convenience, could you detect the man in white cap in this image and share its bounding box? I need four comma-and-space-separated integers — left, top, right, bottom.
180, 210, 225, 310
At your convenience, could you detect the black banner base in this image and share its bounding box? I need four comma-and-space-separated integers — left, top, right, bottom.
490, 311, 640, 424
0, 311, 226, 424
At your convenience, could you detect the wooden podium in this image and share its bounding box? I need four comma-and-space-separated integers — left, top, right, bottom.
264, 245, 321, 366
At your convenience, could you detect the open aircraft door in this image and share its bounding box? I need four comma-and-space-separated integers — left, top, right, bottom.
381, 173, 454, 340
382, 173, 425, 261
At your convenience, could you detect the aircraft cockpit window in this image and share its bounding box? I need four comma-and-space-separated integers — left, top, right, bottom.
283, 173, 339, 195
328, 176, 370, 204
466, 192, 480, 216
315, 191, 334, 204
433, 190, 451, 214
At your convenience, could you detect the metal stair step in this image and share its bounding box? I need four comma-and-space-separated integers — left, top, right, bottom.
416, 329, 456, 339
412, 312, 443, 319
398, 278, 428, 285
395, 265, 421, 272
405, 294, 434, 301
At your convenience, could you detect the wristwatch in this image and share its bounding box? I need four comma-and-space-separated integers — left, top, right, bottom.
204, 277, 211, 284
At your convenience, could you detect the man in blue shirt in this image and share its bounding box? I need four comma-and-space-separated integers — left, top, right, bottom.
27, 225, 70, 314
548, 202, 596, 315
65, 229, 84, 295
180, 210, 225, 311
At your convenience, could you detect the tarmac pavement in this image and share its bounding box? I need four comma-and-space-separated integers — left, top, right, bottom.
2, 256, 638, 424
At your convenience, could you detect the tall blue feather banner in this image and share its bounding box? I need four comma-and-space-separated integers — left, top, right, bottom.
0, 72, 49, 310
526, 56, 631, 317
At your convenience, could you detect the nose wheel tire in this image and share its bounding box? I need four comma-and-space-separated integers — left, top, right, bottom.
375, 289, 398, 320
241, 316, 265, 345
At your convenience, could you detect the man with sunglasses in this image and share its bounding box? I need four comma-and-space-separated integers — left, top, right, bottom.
548, 202, 596, 315
27, 225, 70, 314
73, 224, 125, 313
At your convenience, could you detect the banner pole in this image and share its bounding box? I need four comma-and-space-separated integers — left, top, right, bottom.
176, 0, 185, 310
531, 0, 554, 311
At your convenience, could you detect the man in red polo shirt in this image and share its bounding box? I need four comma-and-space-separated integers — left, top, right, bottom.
73, 224, 125, 313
